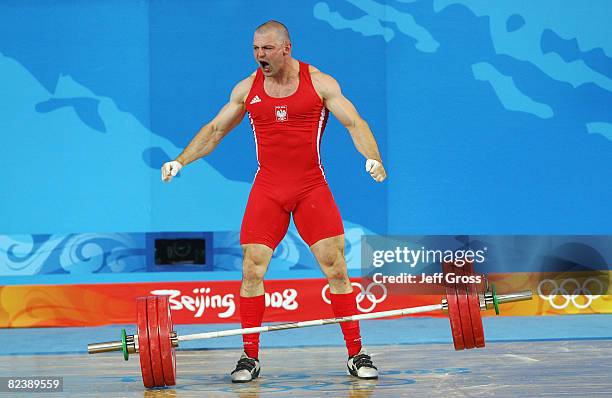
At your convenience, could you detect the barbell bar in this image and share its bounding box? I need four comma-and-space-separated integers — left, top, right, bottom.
87, 290, 529, 354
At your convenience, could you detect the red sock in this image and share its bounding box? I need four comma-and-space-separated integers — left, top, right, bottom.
330, 291, 362, 357
240, 294, 266, 359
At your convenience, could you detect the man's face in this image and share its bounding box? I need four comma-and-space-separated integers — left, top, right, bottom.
253, 31, 289, 77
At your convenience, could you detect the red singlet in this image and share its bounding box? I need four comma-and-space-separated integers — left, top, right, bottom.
240, 61, 344, 249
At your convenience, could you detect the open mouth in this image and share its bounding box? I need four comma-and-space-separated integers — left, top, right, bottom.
259, 61, 271, 73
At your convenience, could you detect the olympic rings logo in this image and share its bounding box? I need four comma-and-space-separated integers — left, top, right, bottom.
537, 278, 605, 309
321, 282, 388, 313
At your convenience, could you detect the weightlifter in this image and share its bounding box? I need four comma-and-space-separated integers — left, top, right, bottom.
161, 20, 387, 382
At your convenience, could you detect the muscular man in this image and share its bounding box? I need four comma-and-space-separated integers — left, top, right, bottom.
161, 20, 387, 382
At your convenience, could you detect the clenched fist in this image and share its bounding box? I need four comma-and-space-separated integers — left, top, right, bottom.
161, 160, 183, 182
365, 159, 387, 182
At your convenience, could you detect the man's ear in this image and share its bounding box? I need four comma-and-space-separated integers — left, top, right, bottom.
283, 41, 292, 55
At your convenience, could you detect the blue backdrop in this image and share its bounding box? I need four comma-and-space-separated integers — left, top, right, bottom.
1, 1, 611, 281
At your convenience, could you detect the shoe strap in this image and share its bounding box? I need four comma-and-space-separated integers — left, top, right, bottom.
232, 357, 258, 373
352, 353, 377, 370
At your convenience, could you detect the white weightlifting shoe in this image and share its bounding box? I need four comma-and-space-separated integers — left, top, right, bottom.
230, 352, 260, 383
347, 349, 379, 379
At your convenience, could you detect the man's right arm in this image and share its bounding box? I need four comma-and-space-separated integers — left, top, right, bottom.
161, 76, 253, 182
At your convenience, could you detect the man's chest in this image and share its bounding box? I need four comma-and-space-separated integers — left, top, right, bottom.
263, 78, 299, 98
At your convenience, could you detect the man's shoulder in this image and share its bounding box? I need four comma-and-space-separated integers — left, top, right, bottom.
307, 64, 326, 81
231, 73, 257, 102
307, 65, 340, 98
307, 65, 336, 83
307, 64, 321, 73
237, 73, 257, 90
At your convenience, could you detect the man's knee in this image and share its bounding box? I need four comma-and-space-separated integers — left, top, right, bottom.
243, 264, 266, 284
318, 248, 348, 281
326, 266, 349, 282
313, 237, 344, 265
317, 247, 339, 267
242, 245, 271, 284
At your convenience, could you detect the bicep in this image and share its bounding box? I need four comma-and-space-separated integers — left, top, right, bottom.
210, 81, 249, 136
325, 93, 361, 129
316, 72, 362, 129
210, 100, 246, 136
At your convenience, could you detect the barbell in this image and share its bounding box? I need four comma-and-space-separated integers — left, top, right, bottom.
87, 262, 532, 388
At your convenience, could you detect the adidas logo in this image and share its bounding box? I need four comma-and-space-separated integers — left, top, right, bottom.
250, 95, 262, 105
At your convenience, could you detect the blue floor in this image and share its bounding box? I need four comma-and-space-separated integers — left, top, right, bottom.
1, 314, 611, 356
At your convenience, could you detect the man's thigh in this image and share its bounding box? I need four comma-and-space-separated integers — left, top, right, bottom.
292, 184, 344, 247
240, 184, 291, 250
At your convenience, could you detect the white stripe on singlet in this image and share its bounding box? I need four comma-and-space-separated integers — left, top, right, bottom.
248, 113, 260, 181
316, 107, 327, 180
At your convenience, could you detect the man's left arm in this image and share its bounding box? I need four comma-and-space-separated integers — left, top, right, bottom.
312, 71, 387, 182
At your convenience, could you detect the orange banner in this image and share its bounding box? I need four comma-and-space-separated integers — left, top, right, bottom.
0, 272, 610, 327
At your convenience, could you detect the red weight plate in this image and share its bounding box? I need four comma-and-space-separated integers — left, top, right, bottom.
455, 268, 476, 349
464, 263, 485, 348
137, 297, 155, 388
146, 297, 165, 387
157, 295, 176, 386
443, 262, 465, 350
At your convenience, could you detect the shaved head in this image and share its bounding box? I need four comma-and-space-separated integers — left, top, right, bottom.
253, 20, 293, 77
255, 20, 291, 43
